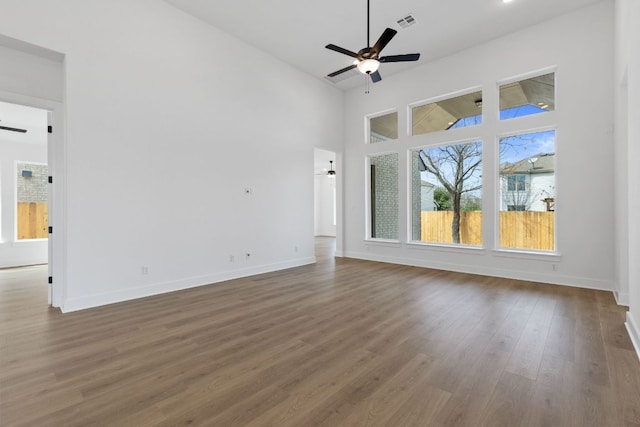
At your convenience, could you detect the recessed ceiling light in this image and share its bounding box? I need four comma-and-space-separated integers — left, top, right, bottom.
503, 0, 513, 3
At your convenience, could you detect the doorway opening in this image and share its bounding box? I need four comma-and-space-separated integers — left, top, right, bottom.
0, 100, 53, 304
314, 148, 337, 260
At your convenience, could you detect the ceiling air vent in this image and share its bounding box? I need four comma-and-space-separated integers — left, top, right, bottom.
397, 14, 417, 29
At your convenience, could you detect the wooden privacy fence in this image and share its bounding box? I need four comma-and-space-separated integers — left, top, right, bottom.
17, 202, 48, 239
421, 211, 555, 250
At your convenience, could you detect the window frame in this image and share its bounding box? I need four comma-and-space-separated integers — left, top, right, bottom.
496, 126, 558, 254
365, 109, 399, 145
408, 86, 483, 137
497, 67, 557, 123
407, 137, 484, 248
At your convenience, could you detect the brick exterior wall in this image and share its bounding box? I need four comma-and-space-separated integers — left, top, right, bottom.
16, 162, 48, 203
370, 153, 398, 240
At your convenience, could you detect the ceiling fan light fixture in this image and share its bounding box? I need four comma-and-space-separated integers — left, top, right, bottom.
357, 59, 380, 74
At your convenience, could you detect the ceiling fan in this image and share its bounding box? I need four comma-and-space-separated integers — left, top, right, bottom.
315, 160, 336, 176
325, 0, 420, 83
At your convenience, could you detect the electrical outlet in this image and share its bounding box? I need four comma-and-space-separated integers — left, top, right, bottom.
552, 264, 557, 271
141, 266, 149, 275
294, 246, 299, 253
229, 255, 235, 262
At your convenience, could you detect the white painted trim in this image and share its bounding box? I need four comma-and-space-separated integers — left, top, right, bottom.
614, 291, 630, 306
364, 239, 402, 248
343, 250, 614, 291
61, 257, 316, 313
626, 312, 640, 362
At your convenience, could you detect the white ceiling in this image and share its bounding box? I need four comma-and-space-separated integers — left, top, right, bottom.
165, 0, 602, 90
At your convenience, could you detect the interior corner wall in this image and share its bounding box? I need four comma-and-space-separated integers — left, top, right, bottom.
618, 0, 640, 358
0, 0, 344, 312
614, 0, 630, 306
342, 1, 616, 291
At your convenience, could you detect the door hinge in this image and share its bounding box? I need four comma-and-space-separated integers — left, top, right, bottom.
48, 176, 53, 184
48, 125, 53, 133
48, 226, 53, 234
48, 276, 53, 284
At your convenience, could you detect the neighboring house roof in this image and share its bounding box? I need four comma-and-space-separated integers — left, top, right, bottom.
421, 180, 435, 188
500, 152, 555, 175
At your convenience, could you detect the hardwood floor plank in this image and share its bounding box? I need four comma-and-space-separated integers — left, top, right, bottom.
1, 237, 639, 426
479, 371, 535, 427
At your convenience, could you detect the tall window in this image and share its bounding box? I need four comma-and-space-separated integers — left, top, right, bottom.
369, 153, 398, 240
410, 141, 483, 245
411, 90, 482, 136
368, 111, 398, 144
16, 162, 48, 240
499, 130, 555, 251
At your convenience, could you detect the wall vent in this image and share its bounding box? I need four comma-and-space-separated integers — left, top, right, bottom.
397, 14, 417, 29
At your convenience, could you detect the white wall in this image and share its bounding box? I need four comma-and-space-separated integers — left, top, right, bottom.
0, 0, 344, 311
616, 0, 640, 358
342, 2, 615, 291
0, 38, 64, 103
314, 176, 336, 236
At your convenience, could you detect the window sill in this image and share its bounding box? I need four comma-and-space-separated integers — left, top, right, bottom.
406, 241, 485, 254
364, 239, 402, 248
492, 248, 561, 262
12, 238, 48, 246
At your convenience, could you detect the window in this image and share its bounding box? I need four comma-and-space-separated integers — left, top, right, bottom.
369, 111, 398, 144
500, 72, 555, 120
507, 205, 526, 212
16, 162, 48, 240
369, 153, 398, 240
411, 90, 482, 136
410, 141, 483, 245
499, 130, 555, 251
507, 174, 526, 192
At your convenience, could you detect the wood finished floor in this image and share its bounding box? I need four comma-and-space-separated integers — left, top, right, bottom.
1, 237, 640, 426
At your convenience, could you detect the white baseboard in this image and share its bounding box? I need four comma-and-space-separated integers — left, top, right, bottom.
343, 250, 614, 293
626, 312, 640, 362
61, 257, 316, 313
614, 291, 630, 306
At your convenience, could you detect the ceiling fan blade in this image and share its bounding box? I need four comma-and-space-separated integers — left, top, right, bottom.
0, 125, 27, 133
380, 53, 421, 63
372, 28, 397, 54
327, 64, 358, 78
370, 70, 382, 83
325, 44, 360, 59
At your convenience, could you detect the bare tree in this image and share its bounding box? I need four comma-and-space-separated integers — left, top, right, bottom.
419, 142, 482, 243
